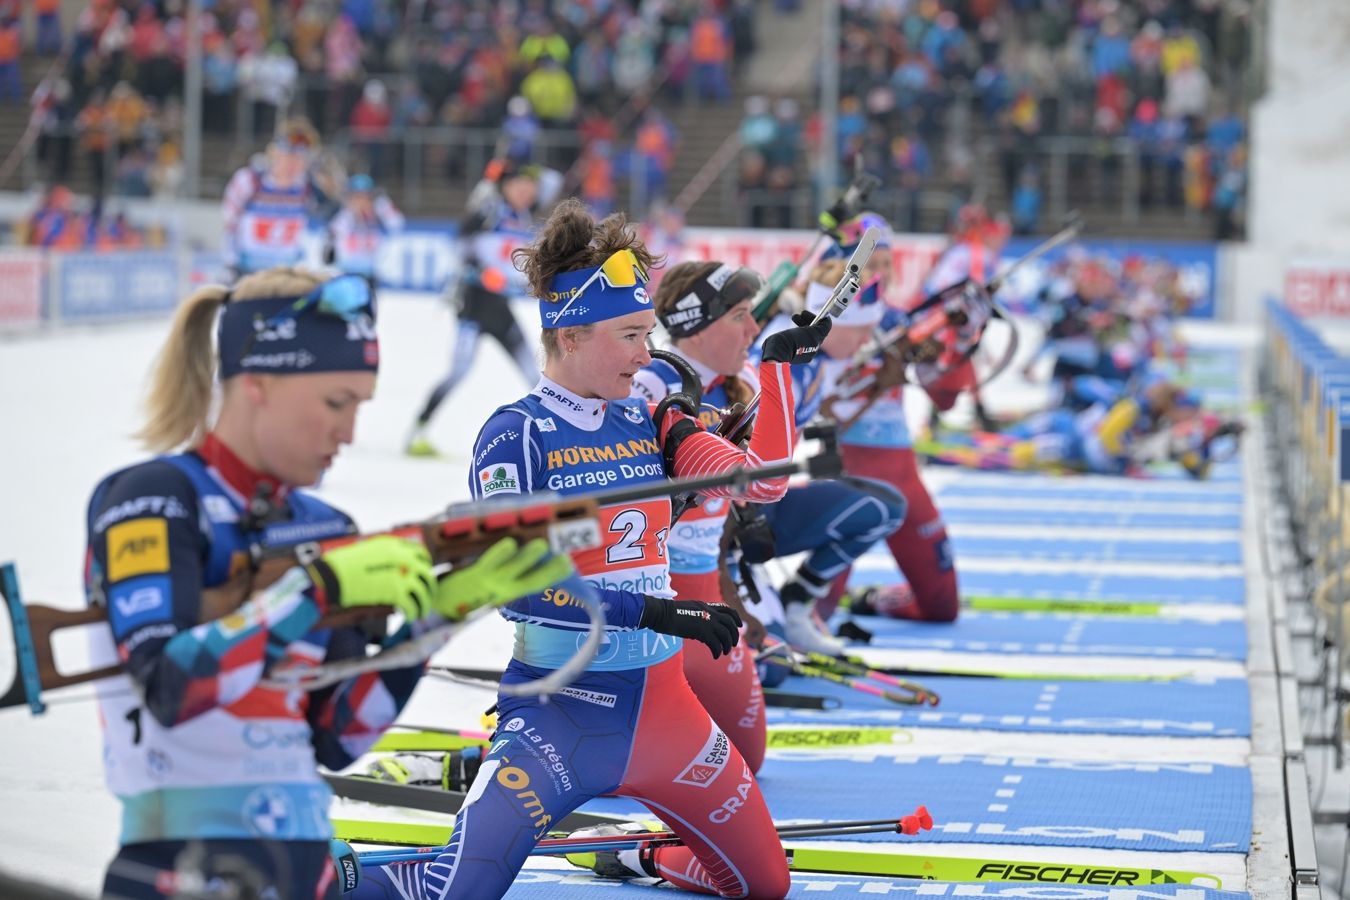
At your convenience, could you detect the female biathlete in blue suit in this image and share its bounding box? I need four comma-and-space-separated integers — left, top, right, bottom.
354, 200, 830, 899
87, 268, 570, 898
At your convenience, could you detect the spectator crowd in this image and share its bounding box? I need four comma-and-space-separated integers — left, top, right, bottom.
23, 0, 758, 223
738, 0, 1252, 238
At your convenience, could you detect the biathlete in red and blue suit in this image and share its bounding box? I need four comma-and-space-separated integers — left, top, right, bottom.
631, 260, 780, 773
354, 200, 831, 899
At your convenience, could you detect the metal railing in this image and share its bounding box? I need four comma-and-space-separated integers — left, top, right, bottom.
723, 178, 957, 234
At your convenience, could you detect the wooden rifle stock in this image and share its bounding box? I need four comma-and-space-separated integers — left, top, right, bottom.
2, 453, 840, 713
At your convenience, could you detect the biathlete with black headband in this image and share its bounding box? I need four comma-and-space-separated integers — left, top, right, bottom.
630, 260, 786, 773
353, 200, 831, 900
86, 268, 571, 899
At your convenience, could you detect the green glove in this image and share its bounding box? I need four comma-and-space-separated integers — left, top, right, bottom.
434, 537, 576, 620
306, 535, 435, 623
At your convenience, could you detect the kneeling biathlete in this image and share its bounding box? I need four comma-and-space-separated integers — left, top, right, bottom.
354, 200, 830, 900
745, 259, 908, 657
632, 260, 779, 773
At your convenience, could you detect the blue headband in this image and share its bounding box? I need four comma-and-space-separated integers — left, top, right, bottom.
217, 275, 380, 379
538, 252, 652, 329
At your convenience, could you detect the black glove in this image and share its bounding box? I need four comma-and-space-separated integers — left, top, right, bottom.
761, 311, 832, 365
639, 596, 742, 658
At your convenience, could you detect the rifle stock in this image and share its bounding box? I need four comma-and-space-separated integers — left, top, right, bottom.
2, 453, 840, 714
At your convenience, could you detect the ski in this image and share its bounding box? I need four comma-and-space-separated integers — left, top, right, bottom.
840, 657, 1194, 683
964, 596, 1165, 616
767, 726, 908, 748
370, 729, 491, 753
764, 689, 838, 710
333, 805, 624, 847
325, 774, 467, 815
783, 847, 1223, 887
345, 825, 1222, 888
763, 655, 931, 706
365, 725, 905, 755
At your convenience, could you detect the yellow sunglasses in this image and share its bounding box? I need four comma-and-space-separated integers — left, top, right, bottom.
548, 249, 650, 320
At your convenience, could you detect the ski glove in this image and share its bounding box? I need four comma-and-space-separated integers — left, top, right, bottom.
639, 596, 743, 658
434, 537, 576, 620
307, 535, 435, 622
761, 311, 833, 365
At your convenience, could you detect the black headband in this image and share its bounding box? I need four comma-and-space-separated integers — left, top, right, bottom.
660, 265, 765, 338
217, 275, 379, 379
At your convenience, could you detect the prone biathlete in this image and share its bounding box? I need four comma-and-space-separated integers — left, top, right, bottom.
632, 260, 778, 773
88, 268, 569, 898
746, 259, 908, 656
816, 215, 960, 623
355, 200, 832, 900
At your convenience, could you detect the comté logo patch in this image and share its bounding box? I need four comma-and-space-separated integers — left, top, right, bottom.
479, 463, 521, 496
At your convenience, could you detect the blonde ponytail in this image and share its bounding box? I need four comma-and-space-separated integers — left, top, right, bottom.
136, 267, 325, 452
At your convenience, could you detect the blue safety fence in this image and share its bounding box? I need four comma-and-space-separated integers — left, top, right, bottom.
765, 675, 1250, 737
837, 610, 1246, 660
580, 754, 1251, 853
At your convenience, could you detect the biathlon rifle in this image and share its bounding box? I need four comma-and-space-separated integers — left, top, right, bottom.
423, 665, 842, 710
750, 164, 883, 323
702, 225, 880, 450
832, 212, 1086, 411
0, 450, 842, 715
660, 229, 879, 522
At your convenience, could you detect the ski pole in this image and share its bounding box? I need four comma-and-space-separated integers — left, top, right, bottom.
356, 807, 932, 866
803, 651, 940, 706
760, 655, 929, 706
755, 640, 939, 706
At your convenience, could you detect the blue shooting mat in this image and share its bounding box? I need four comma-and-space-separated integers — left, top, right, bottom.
940, 505, 1242, 530
1148, 462, 1243, 484
839, 611, 1246, 660
942, 534, 1241, 565
936, 480, 1244, 504
763, 676, 1251, 737
946, 569, 1245, 605
579, 754, 1252, 853
505, 868, 1252, 900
